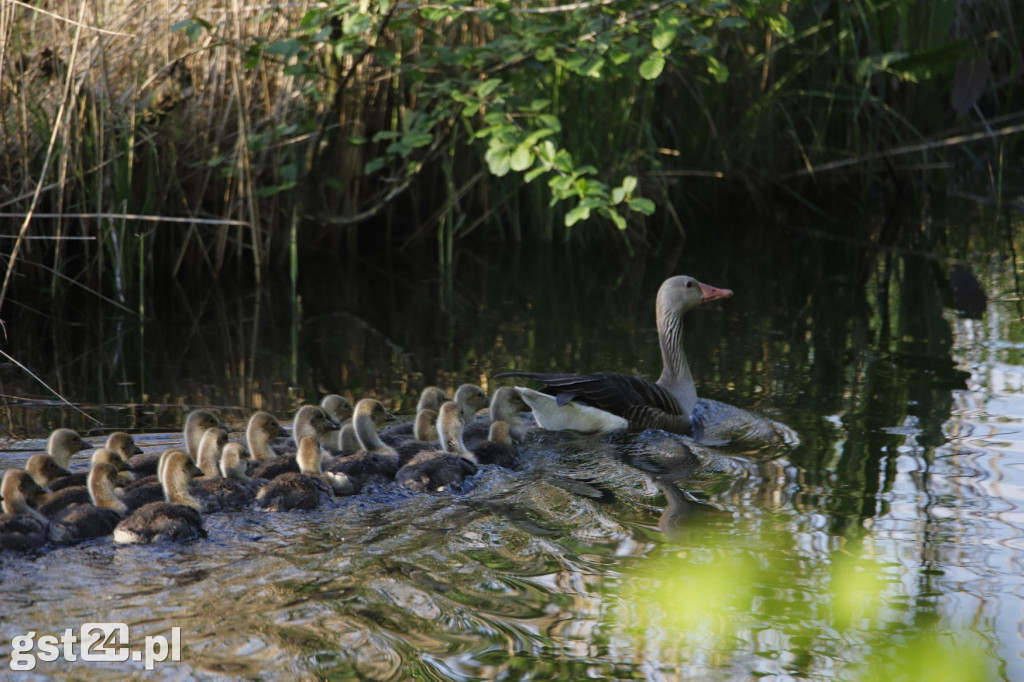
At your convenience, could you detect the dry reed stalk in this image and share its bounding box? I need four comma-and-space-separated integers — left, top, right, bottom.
0, 3, 86, 315
2, 0, 318, 287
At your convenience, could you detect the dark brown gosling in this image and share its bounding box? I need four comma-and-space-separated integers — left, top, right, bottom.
396, 401, 478, 493
192, 442, 258, 512
256, 437, 349, 511
52, 462, 128, 541
1, 469, 67, 551
327, 399, 400, 492
113, 449, 206, 544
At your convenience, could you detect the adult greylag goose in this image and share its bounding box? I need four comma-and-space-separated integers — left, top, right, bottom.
395, 401, 479, 493
327, 399, 400, 491
498, 275, 794, 447
193, 442, 258, 512
113, 449, 206, 543
51, 462, 128, 541
256, 436, 350, 511
247, 411, 290, 462
462, 386, 530, 451
37, 448, 132, 517
0, 469, 67, 550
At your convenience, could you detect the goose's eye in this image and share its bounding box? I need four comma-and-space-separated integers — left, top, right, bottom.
686, 281, 694, 288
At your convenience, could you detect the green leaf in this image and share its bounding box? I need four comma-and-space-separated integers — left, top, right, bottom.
652, 25, 676, 51
549, 175, 575, 198
477, 78, 503, 98
535, 46, 556, 61
719, 16, 747, 30
565, 204, 590, 227
622, 175, 638, 194
266, 39, 303, 57
485, 145, 512, 177
344, 12, 371, 36
612, 187, 626, 204
364, 156, 388, 174
608, 48, 631, 66
520, 128, 556, 147
609, 211, 627, 230
767, 14, 794, 38
884, 40, 973, 80
707, 55, 729, 83
538, 140, 557, 163
403, 130, 433, 148
536, 114, 562, 132
280, 163, 298, 183
639, 54, 666, 80
524, 166, 547, 183
509, 145, 534, 172
628, 197, 656, 215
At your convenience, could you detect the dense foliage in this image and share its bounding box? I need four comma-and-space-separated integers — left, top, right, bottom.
1, 0, 1020, 302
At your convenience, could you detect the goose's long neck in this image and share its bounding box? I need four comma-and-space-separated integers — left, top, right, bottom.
165, 467, 201, 510
196, 431, 224, 478
4, 478, 49, 525
296, 439, 323, 475
438, 405, 468, 455
490, 388, 515, 423
90, 470, 128, 515
657, 309, 697, 414
248, 424, 276, 462
354, 413, 395, 456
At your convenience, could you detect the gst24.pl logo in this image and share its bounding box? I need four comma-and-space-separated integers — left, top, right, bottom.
10, 623, 181, 671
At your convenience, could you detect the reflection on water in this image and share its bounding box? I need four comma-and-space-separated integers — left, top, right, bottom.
0, 212, 1021, 678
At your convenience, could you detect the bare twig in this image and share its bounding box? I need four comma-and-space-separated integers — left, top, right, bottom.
0, 348, 101, 424
8, 0, 134, 36
0, 213, 250, 225
792, 121, 1024, 177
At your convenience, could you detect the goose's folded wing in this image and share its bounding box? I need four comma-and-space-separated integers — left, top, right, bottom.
496, 371, 686, 429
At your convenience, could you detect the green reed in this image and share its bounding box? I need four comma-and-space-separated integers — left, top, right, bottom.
0, 0, 1020, 315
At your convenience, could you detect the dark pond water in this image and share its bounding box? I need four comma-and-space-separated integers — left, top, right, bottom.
1, 209, 1021, 679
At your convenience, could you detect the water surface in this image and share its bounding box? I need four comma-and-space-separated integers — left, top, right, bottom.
1, 211, 1021, 679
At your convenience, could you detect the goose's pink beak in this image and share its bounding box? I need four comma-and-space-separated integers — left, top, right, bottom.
699, 282, 733, 303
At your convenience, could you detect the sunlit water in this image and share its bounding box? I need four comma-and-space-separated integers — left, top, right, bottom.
1, 222, 1022, 679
